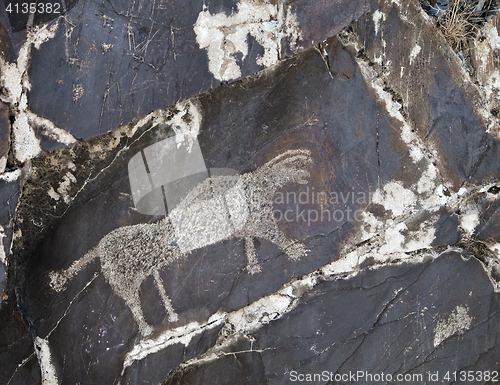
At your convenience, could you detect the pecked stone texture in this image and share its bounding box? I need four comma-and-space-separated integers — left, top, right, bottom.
1, 0, 500, 384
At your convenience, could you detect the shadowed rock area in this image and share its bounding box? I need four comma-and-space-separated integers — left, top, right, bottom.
1, 0, 500, 384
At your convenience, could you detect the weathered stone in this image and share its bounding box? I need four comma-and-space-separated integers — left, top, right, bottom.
0, 296, 40, 385
0, 169, 21, 302
349, 0, 500, 189
0, 101, 9, 173
163, 253, 499, 384
0, 20, 15, 61
284, 0, 377, 55
2, 0, 500, 383
0, 4, 28, 56
27, 0, 382, 142
3, 0, 78, 33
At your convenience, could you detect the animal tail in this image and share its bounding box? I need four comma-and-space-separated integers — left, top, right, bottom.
263, 149, 312, 170
48, 247, 99, 292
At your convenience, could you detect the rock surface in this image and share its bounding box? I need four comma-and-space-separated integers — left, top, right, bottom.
1, 0, 500, 384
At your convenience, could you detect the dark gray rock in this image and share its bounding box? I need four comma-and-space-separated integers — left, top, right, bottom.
2, 0, 500, 383
163, 252, 499, 384
349, 0, 500, 189
0, 296, 40, 385
0, 169, 21, 297
27, 0, 382, 142
0, 21, 15, 61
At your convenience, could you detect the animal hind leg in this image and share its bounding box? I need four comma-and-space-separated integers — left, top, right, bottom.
245, 237, 261, 274
123, 288, 154, 337
153, 270, 179, 322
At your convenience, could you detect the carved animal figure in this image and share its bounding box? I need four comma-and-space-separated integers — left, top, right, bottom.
49, 149, 311, 336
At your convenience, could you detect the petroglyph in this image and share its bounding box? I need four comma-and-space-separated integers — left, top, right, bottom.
434, 306, 473, 347
49, 149, 311, 336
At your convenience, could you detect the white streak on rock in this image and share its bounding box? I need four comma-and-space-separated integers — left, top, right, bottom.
282, 7, 302, 53
372, 10, 386, 36
122, 313, 225, 372
0, 226, 7, 265
227, 276, 316, 333
0, 22, 59, 162
34, 337, 59, 385
417, 164, 437, 194
12, 95, 41, 163
28, 112, 77, 146
489, 243, 500, 257
459, 209, 479, 237
355, 51, 431, 163
372, 181, 417, 217
169, 99, 202, 150
434, 306, 472, 347
409, 43, 421, 65
404, 221, 436, 251
379, 222, 407, 254
0, 168, 21, 182
194, 0, 301, 81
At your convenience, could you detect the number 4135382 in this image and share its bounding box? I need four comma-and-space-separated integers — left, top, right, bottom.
5, 2, 61, 14
444, 371, 498, 382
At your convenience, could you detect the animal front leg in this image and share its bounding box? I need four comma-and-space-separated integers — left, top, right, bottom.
153, 270, 179, 322
265, 227, 308, 260
245, 237, 261, 274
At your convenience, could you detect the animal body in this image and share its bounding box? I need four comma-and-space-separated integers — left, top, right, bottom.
49, 149, 312, 336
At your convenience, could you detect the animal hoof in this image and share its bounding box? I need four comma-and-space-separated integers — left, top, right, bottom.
141, 325, 154, 337
48, 272, 66, 292
287, 243, 308, 260
168, 312, 179, 322
247, 263, 262, 274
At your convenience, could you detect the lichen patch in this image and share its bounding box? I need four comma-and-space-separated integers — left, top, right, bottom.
56, 172, 77, 204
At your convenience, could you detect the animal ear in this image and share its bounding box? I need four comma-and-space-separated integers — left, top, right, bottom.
261, 149, 311, 169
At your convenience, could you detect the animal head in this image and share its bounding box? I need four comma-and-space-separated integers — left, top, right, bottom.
252, 149, 312, 189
